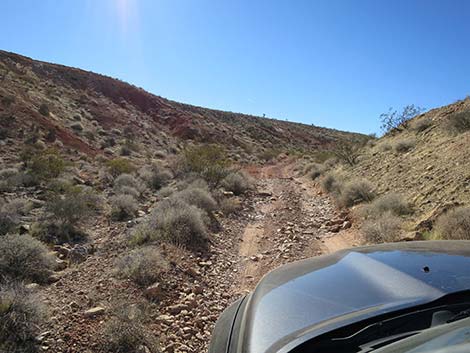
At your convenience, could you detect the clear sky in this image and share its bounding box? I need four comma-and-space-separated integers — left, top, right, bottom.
1, 0, 470, 134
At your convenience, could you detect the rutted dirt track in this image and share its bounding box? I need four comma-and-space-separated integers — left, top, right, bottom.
38, 160, 361, 353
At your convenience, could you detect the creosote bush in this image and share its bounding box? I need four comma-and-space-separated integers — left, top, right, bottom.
180, 145, 230, 188
0, 283, 47, 353
303, 163, 325, 180
103, 304, 160, 353
114, 174, 140, 195
131, 199, 207, 248
0, 234, 55, 283
106, 158, 135, 178
435, 206, 470, 240
22, 148, 67, 182
362, 212, 403, 243
339, 179, 376, 207
110, 195, 138, 221
221, 171, 254, 195
393, 137, 416, 153
360, 193, 412, 218
115, 247, 169, 287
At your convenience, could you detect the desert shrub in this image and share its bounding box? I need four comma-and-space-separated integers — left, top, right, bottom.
0, 283, 47, 353
139, 165, 172, 191
378, 141, 392, 152
114, 174, 139, 193
173, 187, 217, 213
106, 158, 135, 178
435, 207, 470, 240
115, 247, 168, 287
380, 105, 424, 133
119, 145, 131, 156
393, 137, 416, 153
116, 186, 140, 199
360, 193, 412, 218
0, 168, 20, 192
157, 186, 175, 198
180, 145, 230, 188
339, 179, 376, 207
445, 110, 470, 134
221, 171, 254, 195
110, 195, 138, 221
258, 148, 280, 162
411, 118, 432, 132
321, 171, 346, 195
219, 197, 242, 215
38, 103, 49, 116
70, 122, 83, 131
362, 212, 403, 243
0, 210, 18, 236
131, 199, 207, 248
333, 140, 366, 166
0, 234, 55, 283
103, 305, 160, 353
23, 148, 67, 182
302, 163, 325, 180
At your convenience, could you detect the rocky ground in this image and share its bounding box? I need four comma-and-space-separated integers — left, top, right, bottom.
34, 159, 361, 353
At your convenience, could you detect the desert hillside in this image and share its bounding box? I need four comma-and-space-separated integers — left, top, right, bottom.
0, 51, 469, 353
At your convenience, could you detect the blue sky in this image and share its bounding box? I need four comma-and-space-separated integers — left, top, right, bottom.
1, 0, 470, 134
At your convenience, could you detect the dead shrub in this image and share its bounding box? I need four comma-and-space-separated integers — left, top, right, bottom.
411, 118, 432, 132
362, 212, 403, 243
321, 171, 346, 195
219, 197, 242, 215
221, 171, 254, 195
115, 247, 168, 287
110, 195, 138, 221
360, 193, 412, 218
435, 206, 470, 240
131, 199, 207, 248
339, 179, 376, 207
303, 163, 325, 180
103, 304, 160, 353
393, 137, 416, 153
0, 234, 55, 283
0, 283, 47, 353
113, 174, 141, 196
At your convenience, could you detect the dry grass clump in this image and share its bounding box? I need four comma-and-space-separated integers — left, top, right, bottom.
218, 197, 242, 215
0, 234, 55, 283
411, 118, 432, 132
115, 247, 169, 287
378, 141, 392, 152
103, 304, 160, 353
110, 194, 138, 221
434, 206, 470, 240
393, 137, 416, 153
445, 110, 470, 134
0, 168, 21, 192
0, 283, 47, 353
113, 173, 141, 198
339, 179, 376, 207
139, 164, 172, 191
321, 171, 346, 195
360, 193, 412, 218
131, 199, 208, 248
303, 163, 325, 180
221, 171, 254, 195
362, 212, 403, 243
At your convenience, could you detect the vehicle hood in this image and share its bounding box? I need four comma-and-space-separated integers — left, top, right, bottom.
237, 241, 470, 353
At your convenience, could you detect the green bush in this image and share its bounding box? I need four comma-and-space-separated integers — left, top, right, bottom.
23, 148, 67, 182
445, 110, 470, 134
222, 171, 254, 195
0, 283, 47, 353
106, 158, 135, 178
339, 179, 376, 207
180, 145, 230, 188
131, 199, 207, 248
360, 193, 412, 218
362, 212, 403, 243
110, 195, 138, 221
115, 247, 168, 287
103, 305, 160, 353
0, 234, 55, 283
435, 207, 470, 240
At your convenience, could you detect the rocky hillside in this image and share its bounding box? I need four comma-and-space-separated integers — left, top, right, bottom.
0, 50, 361, 165
349, 98, 470, 229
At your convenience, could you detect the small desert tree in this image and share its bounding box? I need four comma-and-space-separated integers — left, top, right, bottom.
380, 105, 425, 134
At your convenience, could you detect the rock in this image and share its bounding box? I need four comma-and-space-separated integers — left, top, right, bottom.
25, 283, 40, 290
55, 259, 68, 271
400, 231, 423, 242
137, 210, 146, 217
84, 306, 105, 318
19, 224, 30, 234
47, 274, 61, 283
193, 285, 204, 295
258, 190, 272, 197
168, 304, 188, 315
144, 283, 163, 300
69, 245, 88, 264
223, 191, 234, 197
53, 245, 71, 258
342, 221, 352, 229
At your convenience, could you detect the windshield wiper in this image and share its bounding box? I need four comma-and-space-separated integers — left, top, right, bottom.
447, 309, 470, 323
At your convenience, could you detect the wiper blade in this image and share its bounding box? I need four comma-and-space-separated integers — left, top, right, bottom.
447, 310, 470, 323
